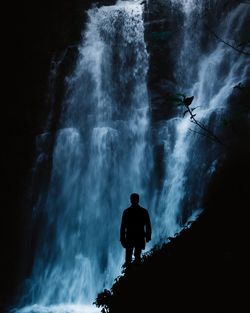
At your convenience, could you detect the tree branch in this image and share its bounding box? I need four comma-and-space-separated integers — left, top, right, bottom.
183, 102, 228, 147
209, 29, 250, 56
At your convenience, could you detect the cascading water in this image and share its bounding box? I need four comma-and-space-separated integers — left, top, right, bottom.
12, 0, 249, 312
154, 0, 249, 239
13, 1, 153, 313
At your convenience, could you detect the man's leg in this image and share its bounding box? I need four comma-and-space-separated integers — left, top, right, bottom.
134, 246, 142, 264
125, 247, 133, 265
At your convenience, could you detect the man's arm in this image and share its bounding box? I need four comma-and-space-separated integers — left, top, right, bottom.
120, 211, 127, 247
145, 210, 151, 242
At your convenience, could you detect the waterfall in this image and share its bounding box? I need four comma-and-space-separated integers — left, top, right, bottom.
12, 0, 249, 312
154, 0, 249, 239
13, 1, 153, 312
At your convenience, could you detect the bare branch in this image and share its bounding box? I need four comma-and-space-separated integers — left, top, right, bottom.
188, 128, 215, 140
209, 29, 250, 56
187, 106, 227, 147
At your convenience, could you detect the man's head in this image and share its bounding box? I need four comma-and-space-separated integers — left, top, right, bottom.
130, 193, 139, 205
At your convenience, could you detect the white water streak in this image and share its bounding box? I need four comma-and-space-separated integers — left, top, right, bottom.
17, 1, 152, 310
155, 2, 250, 239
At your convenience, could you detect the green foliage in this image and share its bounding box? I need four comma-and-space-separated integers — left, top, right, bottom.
94, 289, 112, 313
166, 94, 185, 106
166, 95, 184, 104
175, 93, 186, 98
149, 31, 172, 51
150, 31, 171, 42
233, 82, 246, 90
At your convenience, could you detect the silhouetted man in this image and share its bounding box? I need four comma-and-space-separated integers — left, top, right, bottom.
120, 193, 151, 266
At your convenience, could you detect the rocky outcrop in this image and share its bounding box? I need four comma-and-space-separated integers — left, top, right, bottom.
94, 152, 248, 313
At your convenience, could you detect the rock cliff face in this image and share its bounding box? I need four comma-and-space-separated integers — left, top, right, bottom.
2, 0, 249, 311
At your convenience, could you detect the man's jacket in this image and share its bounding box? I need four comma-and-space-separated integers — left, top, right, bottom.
120, 205, 151, 249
